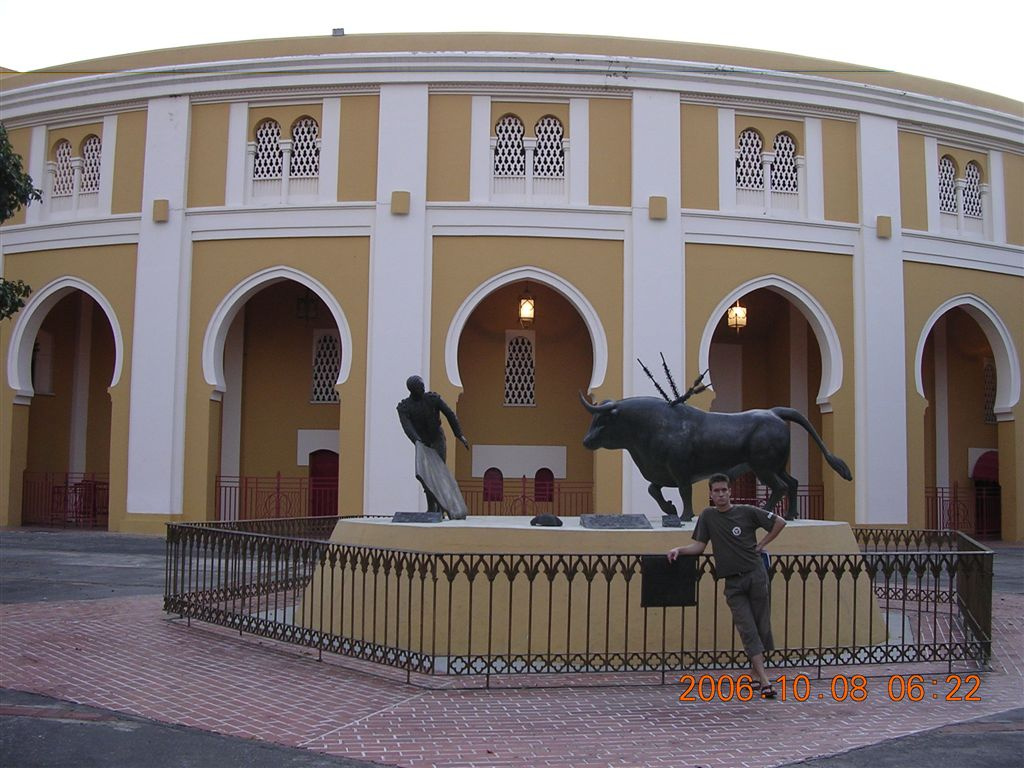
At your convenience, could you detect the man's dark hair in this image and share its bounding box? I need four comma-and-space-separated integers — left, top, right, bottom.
708, 473, 730, 487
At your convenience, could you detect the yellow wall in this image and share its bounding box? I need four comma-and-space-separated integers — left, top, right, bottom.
112, 110, 147, 215
684, 245, 857, 522
427, 94, 471, 202
247, 104, 324, 138
735, 116, 805, 153
3, 126, 33, 225
1004, 152, 1024, 246
187, 103, 229, 208
490, 102, 570, 138
681, 104, 718, 210
48, 123, 103, 157
898, 131, 928, 231
589, 99, 631, 207
339, 95, 379, 202
936, 144, 988, 180
430, 236, 625, 510
822, 119, 859, 223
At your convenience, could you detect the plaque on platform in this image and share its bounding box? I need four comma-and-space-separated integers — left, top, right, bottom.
661, 515, 683, 528
640, 555, 698, 607
580, 514, 652, 530
392, 511, 445, 524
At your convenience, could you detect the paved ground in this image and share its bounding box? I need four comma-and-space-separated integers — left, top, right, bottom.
1, 527, 1021, 767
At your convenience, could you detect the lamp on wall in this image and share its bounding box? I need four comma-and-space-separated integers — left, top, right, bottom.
518, 284, 535, 328
296, 288, 320, 322
727, 300, 747, 333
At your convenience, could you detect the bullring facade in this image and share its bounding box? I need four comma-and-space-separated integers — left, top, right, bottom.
1, 33, 1021, 538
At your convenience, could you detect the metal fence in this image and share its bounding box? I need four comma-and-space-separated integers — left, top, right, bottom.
458, 478, 593, 517
22, 472, 110, 528
215, 475, 338, 520
165, 519, 992, 686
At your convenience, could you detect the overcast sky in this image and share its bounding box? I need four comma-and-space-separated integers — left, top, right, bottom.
2, 0, 1021, 102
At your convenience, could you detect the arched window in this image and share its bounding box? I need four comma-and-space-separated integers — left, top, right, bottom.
938, 155, 957, 214
289, 117, 320, 179
493, 115, 526, 177
504, 332, 536, 406
771, 133, 798, 192
533, 116, 565, 179
534, 468, 554, 502
52, 140, 74, 197
80, 135, 102, 193
253, 120, 283, 180
735, 129, 763, 190
483, 468, 504, 502
310, 329, 341, 403
963, 161, 983, 219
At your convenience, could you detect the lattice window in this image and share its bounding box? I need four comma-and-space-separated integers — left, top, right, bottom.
52, 140, 74, 197
771, 133, 798, 192
494, 115, 526, 177
504, 331, 536, 406
311, 330, 341, 403
534, 468, 554, 502
80, 136, 102, 193
963, 162, 983, 219
533, 116, 565, 179
483, 468, 504, 502
938, 155, 957, 214
736, 129, 763, 190
253, 120, 283, 180
290, 117, 320, 179
983, 358, 996, 424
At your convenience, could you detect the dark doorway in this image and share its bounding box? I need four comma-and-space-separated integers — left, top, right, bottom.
308, 450, 339, 516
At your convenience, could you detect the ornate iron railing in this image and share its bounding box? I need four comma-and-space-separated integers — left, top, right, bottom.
165, 520, 992, 686
458, 478, 593, 517
22, 471, 110, 528
216, 474, 338, 520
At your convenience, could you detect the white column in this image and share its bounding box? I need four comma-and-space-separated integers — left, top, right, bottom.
627, 89, 684, 516
224, 102, 248, 207
68, 295, 93, 475
363, 84, 431, 516
126, 95, 191, 515
318, 98, 341, 203
954, 178, 965, 232
788, 303, 809, 484
717, 107, 736, 212
280, 139, 293, 202
568, 98, 589, 206
70, 157, 83, 211
987, 150, 1006, 242
853, 114, 908, 524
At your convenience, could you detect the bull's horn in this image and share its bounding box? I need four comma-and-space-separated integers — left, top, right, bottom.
579, 391, 615, 414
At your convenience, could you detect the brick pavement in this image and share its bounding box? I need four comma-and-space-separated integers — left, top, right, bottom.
1, 591, 1021, 767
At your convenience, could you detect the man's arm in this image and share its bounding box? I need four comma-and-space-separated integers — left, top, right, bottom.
435, 396, 469, 448
667, 539, 707, 561
755, 516, 787, 553
396, 405, 421, 444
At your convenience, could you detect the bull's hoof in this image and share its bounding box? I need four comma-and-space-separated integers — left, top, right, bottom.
681, 512, 694, 522
661, 515, 682, 528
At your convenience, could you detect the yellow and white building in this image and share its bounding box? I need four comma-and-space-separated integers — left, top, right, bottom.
1, 33, 1021, 539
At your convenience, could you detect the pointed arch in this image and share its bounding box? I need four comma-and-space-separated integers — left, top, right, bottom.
698, 275, 844, 411
202, 266, 352, 396
445, 266, 608, 393
915, 294, 1020, 418
6, 277, 124, 403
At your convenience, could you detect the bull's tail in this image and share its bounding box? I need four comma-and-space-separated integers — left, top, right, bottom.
771, 407, 853, 481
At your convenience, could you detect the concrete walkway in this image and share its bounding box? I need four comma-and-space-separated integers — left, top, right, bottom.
1, 527, 1021, 767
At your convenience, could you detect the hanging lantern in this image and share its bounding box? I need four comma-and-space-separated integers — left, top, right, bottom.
727, 301, 747, 332
518, 285, 535, 328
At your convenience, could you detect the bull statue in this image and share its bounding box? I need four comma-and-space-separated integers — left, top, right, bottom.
579, 360, 852, 521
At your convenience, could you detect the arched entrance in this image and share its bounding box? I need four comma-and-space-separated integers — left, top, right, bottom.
205, 270, 349, 520
12, 289, 117, 527
451, 278, 598, 516
700, 280, 842, 519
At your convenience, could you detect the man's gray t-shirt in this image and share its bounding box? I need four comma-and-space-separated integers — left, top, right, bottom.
692, 504, 778, 577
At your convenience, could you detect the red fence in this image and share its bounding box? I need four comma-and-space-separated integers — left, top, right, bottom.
730, 484, 825, 520
458, 477, 593, 517
216, 474, 338, 521
926, 483, 1002, 537
22, 472, 110, 528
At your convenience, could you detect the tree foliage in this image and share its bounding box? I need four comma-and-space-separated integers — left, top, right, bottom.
1, 122, 40, 320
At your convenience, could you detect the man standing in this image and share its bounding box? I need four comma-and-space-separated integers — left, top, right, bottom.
396, 375, 469, 519
667, 473, 786, 697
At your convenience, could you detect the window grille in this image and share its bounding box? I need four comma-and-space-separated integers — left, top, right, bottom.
534, 468, 554, 502
736, 129, 764, 190
963, 162, 983, 219
938, 156, 957, 214
52, 140, 74, 197
289, 117, 320, 179
253, 120, 283, 180
494, 115, 526, 177
504, 332, 536, 406
771, 133, 798, 192
533, 116, 565, 179
311, 330, 341, 403
80, 136, 102, 193
483, 468, 504, 502
983, 358, 996, 424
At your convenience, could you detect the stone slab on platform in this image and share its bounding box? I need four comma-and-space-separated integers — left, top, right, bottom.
391, 511, 444, 524
580, 514, 652, 530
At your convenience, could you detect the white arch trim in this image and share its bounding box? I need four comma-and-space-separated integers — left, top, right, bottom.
914, 294, 1020, 418
445, 266, 608, 393
202, 266, 353, 395
7, 277, 125, 403
698, 275, 844, 411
